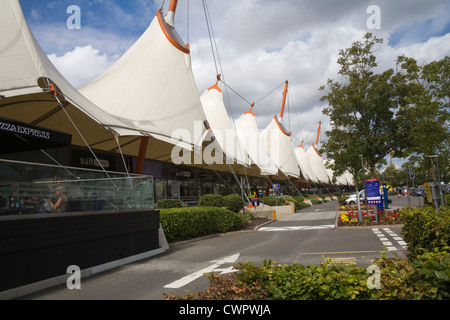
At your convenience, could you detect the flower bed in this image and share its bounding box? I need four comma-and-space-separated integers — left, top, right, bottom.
338, 208, 402, 226
339, 204, 374, 211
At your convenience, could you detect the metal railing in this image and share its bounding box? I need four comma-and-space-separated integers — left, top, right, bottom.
0, 159, 154, 215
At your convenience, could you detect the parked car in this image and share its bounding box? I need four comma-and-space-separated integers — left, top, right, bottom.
344, 189, 392, 205
442, 184, 450, 194
345, 190, 365, 205
412, 187, 425, 197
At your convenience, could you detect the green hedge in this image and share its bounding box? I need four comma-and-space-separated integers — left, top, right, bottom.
285, 196, 310, 211
198, 194, 224, 207
260, 196, 287, 207
156, 199, 182, 209
401, 206, 450, 259
223, 194, 244, 213
166, 250, 450, 300
159, 207, 243, 242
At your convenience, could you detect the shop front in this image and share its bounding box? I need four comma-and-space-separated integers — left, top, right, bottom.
0, 119, 162, 298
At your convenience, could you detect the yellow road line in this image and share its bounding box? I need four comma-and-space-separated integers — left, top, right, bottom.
298, 250, 381, 255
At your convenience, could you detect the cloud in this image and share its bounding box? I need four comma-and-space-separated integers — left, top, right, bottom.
30, 9, 41, 21
47, 45, 116, 88
187, 1, 450, 147
394, 33, 450, 65
22, 0, 450, 154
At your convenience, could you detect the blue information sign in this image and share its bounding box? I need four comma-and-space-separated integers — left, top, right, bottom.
365, 178, 383, 210
272, 184, 280, 190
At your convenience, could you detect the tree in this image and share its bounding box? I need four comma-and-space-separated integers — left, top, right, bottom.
319, 33, 449, 183
394, 55, 449, 157
393, 56, 449, 185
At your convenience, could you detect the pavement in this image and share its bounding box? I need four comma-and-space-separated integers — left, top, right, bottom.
16, 194, 421, 300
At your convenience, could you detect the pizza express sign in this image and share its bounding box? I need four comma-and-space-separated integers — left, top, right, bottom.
0, 120, 51, 140
0, 116, 72, 154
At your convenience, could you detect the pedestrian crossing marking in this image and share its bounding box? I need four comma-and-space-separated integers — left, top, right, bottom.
372, 228, 407, 251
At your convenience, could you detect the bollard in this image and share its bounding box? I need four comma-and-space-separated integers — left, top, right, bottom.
292, 205, 295, 213
272, 210, 276, 220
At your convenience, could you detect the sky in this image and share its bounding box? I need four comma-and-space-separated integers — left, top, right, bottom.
19, 0, 450, 167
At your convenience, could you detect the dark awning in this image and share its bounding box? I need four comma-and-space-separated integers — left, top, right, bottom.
0, 116, 72, 154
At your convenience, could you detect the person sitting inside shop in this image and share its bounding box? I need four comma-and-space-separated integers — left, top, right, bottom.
46, 186, 67, 213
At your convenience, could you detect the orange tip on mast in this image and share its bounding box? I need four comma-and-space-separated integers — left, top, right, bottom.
315, 121, 321, 146
165, 0, 178, 28
279, 80, 288, 120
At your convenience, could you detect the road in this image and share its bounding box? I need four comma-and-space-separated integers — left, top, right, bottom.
21, 196, 416, 300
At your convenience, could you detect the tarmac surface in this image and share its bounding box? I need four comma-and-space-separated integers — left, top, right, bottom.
18, 194, 422, 300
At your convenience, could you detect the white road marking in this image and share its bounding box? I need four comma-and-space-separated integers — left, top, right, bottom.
372, 228, 407, 251
164, 253, 240, 289
258, 225, 335, 232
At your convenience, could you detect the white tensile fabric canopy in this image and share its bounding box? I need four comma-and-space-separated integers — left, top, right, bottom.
0, 0, 210, 166
79, 8, 207, 151
234, 108, 278, 175
324, 158, 335, 183
306, 144, 330, 183
340, 170, 354, 186
200, 82, 249, 166
0, 0, 349, 184
294, 145, 319, 182
324, 158, 354, 186
260, 116, 300, 178
0, 0, 140, 148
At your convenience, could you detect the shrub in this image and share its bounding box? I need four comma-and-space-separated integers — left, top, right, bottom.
260, 196, 286, 207
338, 196, 349, 206
159, 207, 242, 242
410, 249, 450, 300
223, 194, 244, 213
198, 194, 224, 208
309, 197, 324, 205
401, 206, 450, 259
165, 250, 450, 300
285, 196, 310, 211
157, 199, 182, 209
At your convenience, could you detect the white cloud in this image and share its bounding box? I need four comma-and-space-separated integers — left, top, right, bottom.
394, 33, 450, 65
23, 0, 449, 153
30, 9, 41, 21
47, 45, 116, 88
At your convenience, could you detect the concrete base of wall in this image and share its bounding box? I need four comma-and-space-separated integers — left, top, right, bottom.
0, 247, 165, 300
0, 209, 167, 299
250, 204, 296, 220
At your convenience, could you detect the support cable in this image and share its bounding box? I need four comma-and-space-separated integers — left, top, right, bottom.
112, 132, 130, 176
202, 0, 253, 198
119, 0, 152, 59
43, 80, 116, 187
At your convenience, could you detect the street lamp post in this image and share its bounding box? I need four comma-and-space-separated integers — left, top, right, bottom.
425, 155, 444, 207
361, 157, 368, 207
405, 166, 411, 207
